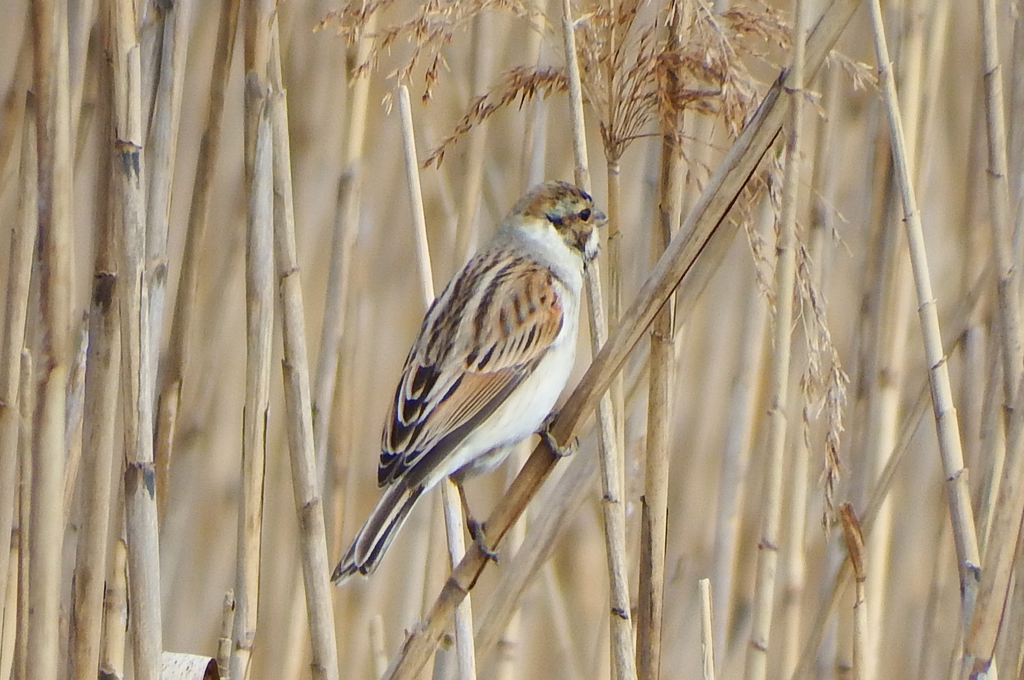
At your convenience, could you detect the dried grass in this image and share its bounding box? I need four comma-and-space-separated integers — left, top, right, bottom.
0, 0, 1020, 678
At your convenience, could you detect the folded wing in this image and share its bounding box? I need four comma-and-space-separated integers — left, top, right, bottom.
379, 252, 565, 488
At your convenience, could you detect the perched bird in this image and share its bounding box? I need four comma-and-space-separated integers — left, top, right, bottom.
332, 181, 605, 584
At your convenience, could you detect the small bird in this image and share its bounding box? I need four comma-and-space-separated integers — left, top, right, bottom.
332, 181, 605, 583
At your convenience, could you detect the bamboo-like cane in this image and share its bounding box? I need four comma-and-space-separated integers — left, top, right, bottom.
217, 591, 235, 680
452, 12, 497, 269
153, 0, 240, 524
962, 0, 1024, 674
27, 0, 73, 676
267, 24, 341, 680
839, 505, 867, 680
560, 2, 637, 678
230, 0, 275, 675
700, 578, 716, 680
636, 3, 685, 677
370, 615, 389, 679
789, 264, 991, 680
0, 90, 37, 651
68, 63, 121, 677
146, 0, 192, 515
710, 196, 771, 662
865, 0, 982, 639
397, 82, 479, 680
15, 354, 33, 680
100, 533, 129, 679
0, 38, 31, 190
109, 0, 164, 674
382, 1, 864, 677
742, 0, 806, 677
0, 533, 16, 680
314, 10, 376, 496
231, 82, 274, 680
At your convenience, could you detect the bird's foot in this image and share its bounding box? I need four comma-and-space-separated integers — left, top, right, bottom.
467, 518, 499, 563
540, 412, 577, 458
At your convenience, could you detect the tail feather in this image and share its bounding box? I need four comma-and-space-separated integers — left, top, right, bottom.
332, 482, 424, 584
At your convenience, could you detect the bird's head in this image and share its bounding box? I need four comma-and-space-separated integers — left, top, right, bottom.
510, 181, 606, 262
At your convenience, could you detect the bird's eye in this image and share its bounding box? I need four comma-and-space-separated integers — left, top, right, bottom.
579, 208, 591, 222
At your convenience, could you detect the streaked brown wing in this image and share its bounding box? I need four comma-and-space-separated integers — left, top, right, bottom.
379, 255, 565, 487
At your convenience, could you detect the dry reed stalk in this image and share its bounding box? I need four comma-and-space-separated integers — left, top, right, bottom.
231, 11, 275, 674
15, 354, 33, 680
789, 264, 991, 680
636, 3, 685, 677
217, 592, 235, 680
267, 25, 341, 680
68, 75, 121, 679
314, 10, 376, 500
27, 0, 73, 675
66, 0, 96, 143
109, 0, 164, 673
453, 12, 496, 268
62, 319, 90, 523
472, 432, 596, 671
561, 1, 636, 677
101, 533, 129, 679
780, 416, 809, 679
397, 82, 478, 680
1013, 13, 1024, 261
854, 1, 935, 673
384, 1, 863, 676
0, 91, 37, 647
976, 0, 1022, 409
493, 445, 529, 680
865, 0, 982, 640
370, 615, 389, 679
0, 38, 31, 191
742, 0, 806, 677
915, 517, 952, 680
962, 0, 1024, 676
154, 0, 240, 527
0, 535, 16, 679
710, 196, 771, 659
700, 578, 716, 680
146, 0, 192, 514
839, 505, 867, 680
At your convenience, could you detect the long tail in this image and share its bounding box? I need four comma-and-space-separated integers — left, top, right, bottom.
332, 482, 424, 584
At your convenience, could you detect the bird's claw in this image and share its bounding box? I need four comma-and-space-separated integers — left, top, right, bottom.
540, 413, 577, 458
467, 518, 498, 563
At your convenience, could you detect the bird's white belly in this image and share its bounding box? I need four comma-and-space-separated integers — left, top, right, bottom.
423, 316, 579, 488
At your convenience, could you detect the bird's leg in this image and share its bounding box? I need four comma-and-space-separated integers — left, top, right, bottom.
453, 476, 498, 563
540, 411, 577, 458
